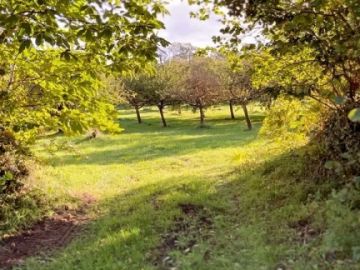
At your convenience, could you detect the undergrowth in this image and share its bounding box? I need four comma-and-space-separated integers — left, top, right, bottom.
0, 130, 48, 237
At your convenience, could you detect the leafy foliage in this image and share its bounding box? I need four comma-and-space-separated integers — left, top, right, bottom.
0, 45, 121, 201
176, 57, 222, 125
0, 129, 46, 235
192, 0, 360, 114
219, 51, 255, 103
0, 0, 169, 71
260, 95, 321, 140
0, 46, 121, 139
118, 56, 226, 126
0, 130, 28, 195
348, 108, 360, 122
310, 105, 360, 184
190, 0, 360, 184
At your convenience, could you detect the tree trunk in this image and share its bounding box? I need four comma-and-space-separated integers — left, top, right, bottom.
135, 105, 142, 124
178, 104, 182, 115
242, 104, 252, 130
158, 103, 167, 127
199, 103, 205, 126
229, 100, 235, 119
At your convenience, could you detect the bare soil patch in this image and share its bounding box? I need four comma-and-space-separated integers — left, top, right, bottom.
150, 203, 212, 270
0, 194, 95, 269
288, 217, 321, 245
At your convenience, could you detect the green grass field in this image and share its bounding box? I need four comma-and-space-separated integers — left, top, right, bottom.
18, 106, 357, 269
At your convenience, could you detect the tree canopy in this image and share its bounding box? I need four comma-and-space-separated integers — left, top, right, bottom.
190, 0, 360, 116
0, 0, 171, 142
0, 0, 169, 71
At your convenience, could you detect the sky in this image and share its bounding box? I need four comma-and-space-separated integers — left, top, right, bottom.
159, 0, 222, 47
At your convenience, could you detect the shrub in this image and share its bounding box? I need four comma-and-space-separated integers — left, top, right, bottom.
259, 95, 321, 141
0, 130, 44, 235
309, 102, 360, 184
0, 130, 28, 195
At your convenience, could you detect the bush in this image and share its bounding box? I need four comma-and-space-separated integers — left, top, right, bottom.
259, 95, 321, 141
309, 103, 360, 184
0, 130, 28, 195
303, 103, 360, 264
0, 130, 44, 235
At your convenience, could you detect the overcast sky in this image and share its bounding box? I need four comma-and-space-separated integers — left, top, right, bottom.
158, 0, 222, 47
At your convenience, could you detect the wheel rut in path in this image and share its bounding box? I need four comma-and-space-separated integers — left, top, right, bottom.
0, 194, 96, 269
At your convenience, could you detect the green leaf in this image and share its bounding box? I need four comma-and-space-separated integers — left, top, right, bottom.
0, 171, 14, 181
100, 28, 113, 39
348, 108, 360, 122
60, 50, 71, 61
334, 96, 345, 105
77, 28, 87, 37
19, 39, 31, 53
20, 22, 32, 35
35, 33, 43, 46
6, 15, 17, 25
43, 34, 55, 45
85, 30, 93, 41
80, 5, 89, 11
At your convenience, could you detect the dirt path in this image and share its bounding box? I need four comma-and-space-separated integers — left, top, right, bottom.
0, 195, 95, 269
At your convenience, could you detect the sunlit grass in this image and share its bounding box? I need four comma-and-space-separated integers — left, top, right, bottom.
33, 106, 265, 203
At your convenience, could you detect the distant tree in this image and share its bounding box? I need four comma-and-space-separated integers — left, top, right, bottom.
120, 75, 149, 124
177, 57, 221, 126
229, 64, 252, 128
145, 63, 179, 127
217, 51, 263, 130
119, 62, 178, 127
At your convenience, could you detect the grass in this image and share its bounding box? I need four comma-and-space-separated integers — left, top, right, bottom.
16, 106, 360, 269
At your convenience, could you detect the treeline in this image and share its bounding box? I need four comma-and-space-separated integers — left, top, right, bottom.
115, 45, 269, 129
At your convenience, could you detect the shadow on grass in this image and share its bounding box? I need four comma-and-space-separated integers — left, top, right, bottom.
119, 114, 266, 133
45, 117, 263, 167
25, 146, 328, 270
